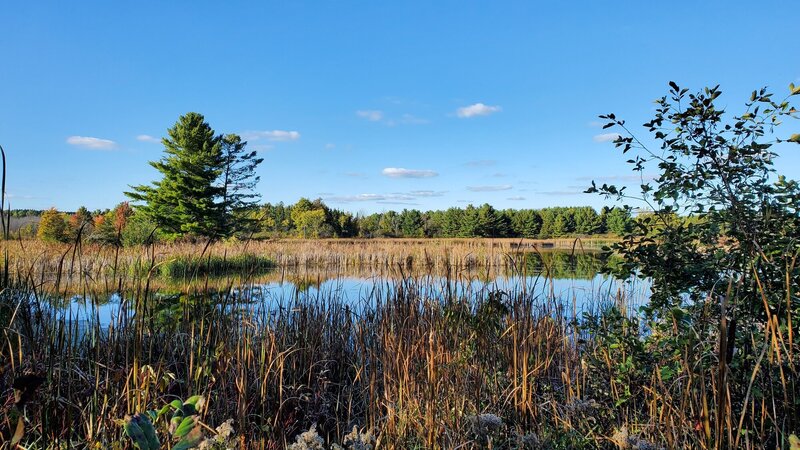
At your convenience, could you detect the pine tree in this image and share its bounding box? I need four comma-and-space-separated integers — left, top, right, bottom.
220, 134, 263, 235
126, 113, 225, 238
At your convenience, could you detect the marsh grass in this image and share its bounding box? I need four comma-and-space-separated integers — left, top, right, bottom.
157, 253, 275, 279
0, 238, 796, 449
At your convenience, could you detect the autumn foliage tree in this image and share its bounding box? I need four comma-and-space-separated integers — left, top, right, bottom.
37, 208, 67, 242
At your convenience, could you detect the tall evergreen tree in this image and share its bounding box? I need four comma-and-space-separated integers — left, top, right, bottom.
126, 113, 225, 238
220, 134, 264, 235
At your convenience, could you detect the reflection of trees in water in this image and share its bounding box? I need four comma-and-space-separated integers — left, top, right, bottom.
521, 251, 613, 280
146, 291, 241, 331
44, 251, 619, 309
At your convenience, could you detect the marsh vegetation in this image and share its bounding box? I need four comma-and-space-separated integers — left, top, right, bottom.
1, 83, 799, 449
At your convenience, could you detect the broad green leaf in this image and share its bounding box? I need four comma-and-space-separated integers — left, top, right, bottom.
788, 134, 800, 143
174, 416, 196, 438
172, 427, 204, 450
184, 395, 203, 407
123, 417, 152, 450
135, 414, 161, 450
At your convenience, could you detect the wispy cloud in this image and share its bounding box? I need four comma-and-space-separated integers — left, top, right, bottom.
456, 103, 502, 118
382, 167, 439, 178
358, 110, 428, 126
507, 196, 526, 201
242, 130, 301, 141
377, 200, 420, 206
463, 159, 497, 167
66, 136, 117, 150
356, 110, 384, 122
407, 190, 446, 197
592, 133, 621, 143
324, 143, 336, 150
7, 192, 37, 200
325, 193, 415, 203
136, 134, 160, 143
324, 190, 446, 204
467, 184, 512, 192
344, 172, 368, 178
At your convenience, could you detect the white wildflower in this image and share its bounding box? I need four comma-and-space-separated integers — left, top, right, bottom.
288, 424, 326, 450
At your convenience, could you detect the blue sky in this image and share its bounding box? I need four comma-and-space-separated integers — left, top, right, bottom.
2, 1, 798, 214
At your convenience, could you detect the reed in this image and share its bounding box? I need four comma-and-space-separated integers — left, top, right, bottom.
0, 238, 796, 449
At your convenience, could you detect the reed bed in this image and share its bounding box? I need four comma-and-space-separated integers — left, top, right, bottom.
0, 238, 611, 288
0, 240, 796, 449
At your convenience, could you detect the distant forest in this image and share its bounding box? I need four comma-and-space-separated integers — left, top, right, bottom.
11, 199, 631, 244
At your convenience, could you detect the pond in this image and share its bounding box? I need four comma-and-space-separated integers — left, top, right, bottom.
51, 250, 650, 328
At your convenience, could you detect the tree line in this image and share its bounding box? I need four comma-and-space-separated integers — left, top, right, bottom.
258, 200, 631, 239
22, 111, 634, 244
27, 200, 632, 244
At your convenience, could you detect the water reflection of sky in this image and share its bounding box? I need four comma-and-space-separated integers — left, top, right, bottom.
59, 273, 651, 328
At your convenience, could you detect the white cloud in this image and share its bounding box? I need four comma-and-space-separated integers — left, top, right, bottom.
7, 192, 36, 200
382, 167, 438, 178
467, 184, 512, 192
356, 110, 384, 122
592, 133, 621, 143
408, 190, 446, 197
324, 190, 446, 203
136, 134, 159, 143
242, 130, 301, 142
507, 196, 526, 201
456, 103, 502, 118
324, 143, 336, 150
325, 193, 415, 203
66, 136, 117, 150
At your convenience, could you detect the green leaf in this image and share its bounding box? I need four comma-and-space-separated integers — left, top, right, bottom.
172, 427, 204, 450
790, 83, 800, 96
123, 417, 152, 450
135, 414, 161, 450
184, 395, 203, 407
174, 416, 196, 438
788, 134, 800, 143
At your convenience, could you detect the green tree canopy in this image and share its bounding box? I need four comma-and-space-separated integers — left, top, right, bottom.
126, 113, 262, 239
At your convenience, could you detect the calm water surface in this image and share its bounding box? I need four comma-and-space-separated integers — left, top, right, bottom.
55, 251, 650, 327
